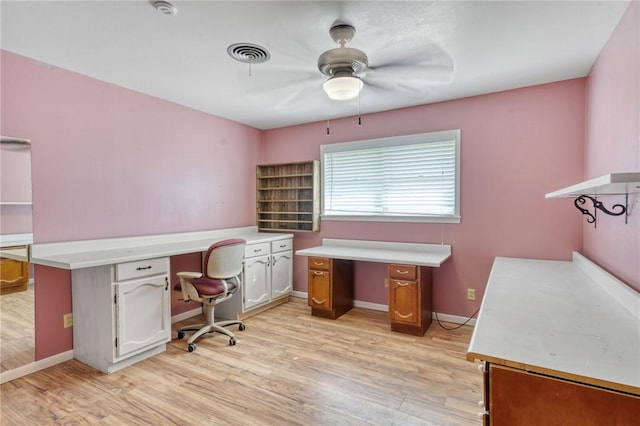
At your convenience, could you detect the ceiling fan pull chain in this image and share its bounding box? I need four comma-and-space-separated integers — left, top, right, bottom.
358, 91, 362, 127
326, 118, 330, 136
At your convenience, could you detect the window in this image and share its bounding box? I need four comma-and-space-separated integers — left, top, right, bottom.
321, 130, 460, 223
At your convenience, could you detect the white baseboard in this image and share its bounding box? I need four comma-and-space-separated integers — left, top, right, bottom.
171, 307, 203, 324
0, 350, 74, 384
292, 291, 475, 326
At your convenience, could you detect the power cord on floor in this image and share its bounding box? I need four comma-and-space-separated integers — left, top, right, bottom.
435, 308, 479, 331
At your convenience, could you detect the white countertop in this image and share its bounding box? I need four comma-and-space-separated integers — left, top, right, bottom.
31, 227, 292, 270
0, 233, 33, 248
467, 253, 640, 395
295, 238, 451, 267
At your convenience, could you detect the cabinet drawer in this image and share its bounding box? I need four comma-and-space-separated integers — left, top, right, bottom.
271, 239, 292, 253
245, 242, 270, 258
388, 264, 416, 280
309, 257, 330, 271
116, 257, 169, 281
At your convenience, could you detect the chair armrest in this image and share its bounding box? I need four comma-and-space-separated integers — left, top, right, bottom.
176, 271, 203, 302
177, 271, 202, 280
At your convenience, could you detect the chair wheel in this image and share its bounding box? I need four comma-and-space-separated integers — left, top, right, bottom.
229, 337, 236, 346
177, 331, 185, 339
187, 343, 196, 352
239, 323, 246, 331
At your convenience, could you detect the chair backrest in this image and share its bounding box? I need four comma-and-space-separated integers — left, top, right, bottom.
203, 239, 246, 279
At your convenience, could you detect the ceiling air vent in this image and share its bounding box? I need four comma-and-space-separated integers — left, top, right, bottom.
227, 43, 271, 64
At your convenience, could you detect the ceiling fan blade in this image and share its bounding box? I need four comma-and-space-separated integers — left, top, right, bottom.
236, 68, 320, 95
364, 78, 433, 99
366, 43, 455, 85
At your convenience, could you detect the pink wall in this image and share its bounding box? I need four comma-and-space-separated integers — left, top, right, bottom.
584, 1, 639, 290
264, 79, 586, 317
1, 50, 263, 359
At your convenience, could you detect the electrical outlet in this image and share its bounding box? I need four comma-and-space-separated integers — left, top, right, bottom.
467, 289, 476, 301
63, 313, 73, 328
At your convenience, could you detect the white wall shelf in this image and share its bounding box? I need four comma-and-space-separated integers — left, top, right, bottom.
545, 173, 640, 227
545, 173, 640, 198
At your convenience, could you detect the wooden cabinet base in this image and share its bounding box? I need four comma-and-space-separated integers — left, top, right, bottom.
488, 364, 640, 425
388, 265, 432, 336
308, 258, 353, 320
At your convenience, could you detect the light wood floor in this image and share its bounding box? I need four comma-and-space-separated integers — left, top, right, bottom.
0, 297, 482, 425
0, 283, 34, 372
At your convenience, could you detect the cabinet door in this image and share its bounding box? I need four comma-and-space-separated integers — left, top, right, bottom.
308, 270, 331, 309
271, 251, 292, 299
388, 279, 419, 324
116, 274, 170, 358
244, 255, 271, 310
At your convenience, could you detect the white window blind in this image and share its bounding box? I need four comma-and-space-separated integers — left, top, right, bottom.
322, 130, 460, 222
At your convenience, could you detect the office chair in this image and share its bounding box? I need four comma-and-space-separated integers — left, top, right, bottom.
175, 238, 246, 352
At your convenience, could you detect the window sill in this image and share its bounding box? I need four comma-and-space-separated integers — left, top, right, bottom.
321, 215, 461, 224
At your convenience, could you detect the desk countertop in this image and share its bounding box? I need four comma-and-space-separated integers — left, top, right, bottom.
295, 238, 451, 267
467, 253, 640, 395
31, 227, 292, 270
0, 233, 33, 248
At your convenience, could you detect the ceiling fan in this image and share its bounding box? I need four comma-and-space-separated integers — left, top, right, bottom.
234, 22, 454, 104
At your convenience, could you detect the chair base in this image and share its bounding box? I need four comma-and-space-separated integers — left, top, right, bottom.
177, 319, 245, 351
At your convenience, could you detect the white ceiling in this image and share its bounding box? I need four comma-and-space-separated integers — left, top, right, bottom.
0, 1, 631, 130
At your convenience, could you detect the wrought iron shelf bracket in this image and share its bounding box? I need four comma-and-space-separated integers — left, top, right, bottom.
573, 194, 628, 228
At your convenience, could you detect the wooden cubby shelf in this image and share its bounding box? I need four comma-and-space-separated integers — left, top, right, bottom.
256, 161, 320, 232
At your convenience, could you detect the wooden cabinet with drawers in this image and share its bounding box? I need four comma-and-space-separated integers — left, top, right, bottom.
387, 263, 432, 336
307, 256, 353, 319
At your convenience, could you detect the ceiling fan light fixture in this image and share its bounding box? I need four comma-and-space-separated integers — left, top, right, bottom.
323, 76, 364, 101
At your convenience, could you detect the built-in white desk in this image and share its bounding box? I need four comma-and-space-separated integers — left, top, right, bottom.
31, 227, 290, 270
467, 252, 639, 423
296, 239, 451, 335
30, 226, 293, 373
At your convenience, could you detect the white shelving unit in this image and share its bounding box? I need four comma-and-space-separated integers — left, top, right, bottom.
546, 173, 640, 227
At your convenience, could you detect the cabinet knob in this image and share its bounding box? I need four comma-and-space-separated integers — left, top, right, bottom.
395, 269, 409, 275
312, 271, 325, 276
477, 363, 486, 373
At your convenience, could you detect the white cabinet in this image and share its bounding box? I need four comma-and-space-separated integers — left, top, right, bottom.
115, 274, 171, 357
217, 237, 293, 320
243, 247, 271, 310
271, 240, 292, 299
72, 257, 171, 373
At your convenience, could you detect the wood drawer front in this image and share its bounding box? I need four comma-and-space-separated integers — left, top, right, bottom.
388, 264, 417, 280
0, 258, 29, 287
271, 239, 292, 253
388, 279, 419, 325
309, 257, 330, 271
245, 242, 270, 258
308, 270, 331, 309
116, 257, 169, 281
